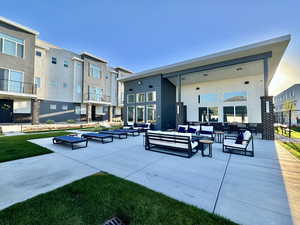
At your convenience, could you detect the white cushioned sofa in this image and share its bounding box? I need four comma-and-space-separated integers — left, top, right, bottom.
145, 130, 199, 158
223, 130, 254, 157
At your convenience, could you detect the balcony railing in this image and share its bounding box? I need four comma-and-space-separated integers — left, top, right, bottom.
0, 79, 36, 95
85, 92, 111, 103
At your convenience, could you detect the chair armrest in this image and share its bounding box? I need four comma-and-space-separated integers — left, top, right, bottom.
224, 135, 237, 140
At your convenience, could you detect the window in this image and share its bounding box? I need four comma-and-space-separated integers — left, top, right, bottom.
52, 57, 57, 64
198, 93, 218, 104
62, 105, 68, 110
136, 106, 145, 122
199, 107, 218, 122
64, 60, 69, 68
89, 86, 102, 101
127, 106, 135, 122
75, 106, 81, 115
89, 64, 101, 79
49, 80, 58, 88
63, 82, 67, 88
0, 32, 24, 58
147, 91, 156, 102
50, 104, 56, 110
35, 77, 41, 88
146, 104, 156, 123
223, 106, 247, 123
224, 91, 247, 102
36, 51, 42, 57
127, 94, 135, 104
8, 70, 24, 93
136, 93, 145, 103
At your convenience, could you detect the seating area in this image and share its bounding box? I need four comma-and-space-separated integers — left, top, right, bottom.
123, 122, 152, 132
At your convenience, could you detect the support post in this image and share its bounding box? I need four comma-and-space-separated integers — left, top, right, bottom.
263, 58, 269, 96
86, 103, 92, 123
31, 98, 40, 125
260, 96, 275, 140
176, 75, 184, 127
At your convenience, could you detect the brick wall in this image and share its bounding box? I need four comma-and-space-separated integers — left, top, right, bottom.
260, 96, 275, 140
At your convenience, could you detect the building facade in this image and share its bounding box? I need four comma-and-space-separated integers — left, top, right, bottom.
119, 35, 291, 140
0, 17, 132, 124
274, 84, 300, 125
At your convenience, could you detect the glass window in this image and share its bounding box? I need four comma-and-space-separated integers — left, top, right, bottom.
52, 57, 57, 64
136, 93, 145, 103
208, 107, 218, 122
127, 94, 135, 104
64, 60, 69, 68
147, 91, 156, 102
8, 70, 23, 93
75, 106, 81, 115
50, 104, 56, 110
136, 106, 145, 122
146, 104, 156, 123
3, 39, 16, 56
35, 77, 41, 88
224, 91, 247, 102
127, 106, 135, 122
90, 64, 101, 79
89, 87, 102, 101
223, 106, 235, 122
199, 107, 208, 122
199, 93, 218, 104
62, 105, 68, 110
235, 106, 248, 123
17, 44, 24, 58
36, 51, 42, 57
49, 80, 58, 88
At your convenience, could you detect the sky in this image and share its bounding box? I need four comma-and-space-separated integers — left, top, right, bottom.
2, 0, 299, 95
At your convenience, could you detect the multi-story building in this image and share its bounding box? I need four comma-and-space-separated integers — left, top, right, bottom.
0, 17, 132, 124
274, 84, 300, 125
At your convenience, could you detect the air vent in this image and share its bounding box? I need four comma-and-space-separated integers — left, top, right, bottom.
203, 73, 208, 77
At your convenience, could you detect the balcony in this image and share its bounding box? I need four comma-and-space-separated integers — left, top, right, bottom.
0, 79, 36, 96
85, 92, 111, 104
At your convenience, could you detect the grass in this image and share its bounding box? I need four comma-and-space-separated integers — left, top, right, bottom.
0, 131, 70, 163
0, 173, 236, 225
275, 127, 300, 139
278, 141, 300, 160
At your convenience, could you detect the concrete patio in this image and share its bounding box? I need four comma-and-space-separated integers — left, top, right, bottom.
0, 134, 299, 225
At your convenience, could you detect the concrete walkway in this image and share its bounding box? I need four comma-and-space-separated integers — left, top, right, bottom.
0, 135, 299, 225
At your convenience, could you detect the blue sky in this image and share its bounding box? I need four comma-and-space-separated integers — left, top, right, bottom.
2, 0, 299, 94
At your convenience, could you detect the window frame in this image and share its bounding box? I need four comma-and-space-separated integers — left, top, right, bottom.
127, 106, 135, 123
35, 77, 41, 88
146, 104, 156, 123
35, 51, 42, 57
224, 91, 247, 102
0, 32, 25, 58
50, 104, 57, 110
63, 60, 69, 68
51, 57, 57, 64
127, 94, 135, 104
136, 105, 145, 123
136, 92, 145, 103
223, 105, 248, 123
146, 91, 156, 102
89, 64, 101, 79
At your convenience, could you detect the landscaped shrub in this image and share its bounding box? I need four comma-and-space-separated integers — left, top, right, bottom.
46, 120, 55, 124
66, 119, 76, 124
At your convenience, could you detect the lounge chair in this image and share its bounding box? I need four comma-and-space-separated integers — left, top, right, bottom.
223, 130, 254, 157
53, 135, 88, 150
81, 133, 113, 143
117, 129, 140, 136
100, 130, 128, 139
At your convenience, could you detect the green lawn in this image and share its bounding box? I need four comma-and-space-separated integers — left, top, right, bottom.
275, 127, 300, 139
0, 173, 236, 225
0, 132, 70, 163
278, 141, 300, 160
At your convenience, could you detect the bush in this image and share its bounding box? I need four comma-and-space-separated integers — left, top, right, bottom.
66, 119, 76, 124
46, 120, 55, 124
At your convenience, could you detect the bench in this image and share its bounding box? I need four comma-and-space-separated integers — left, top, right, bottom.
81, 133, 113, 144
53, 135, 88, 150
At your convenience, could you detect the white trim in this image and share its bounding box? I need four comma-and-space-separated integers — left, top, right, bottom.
81, 52, 108, 63
0, 16, 39, 35
72, 57, 84, 62
136, 105, 145, 123
127, 106, 135, 123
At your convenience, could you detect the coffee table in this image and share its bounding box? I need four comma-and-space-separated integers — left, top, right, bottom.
199, 139, 213, 157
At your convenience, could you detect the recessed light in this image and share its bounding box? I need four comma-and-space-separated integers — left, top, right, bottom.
203, 73, 208, 76
236, 67, 243, 71
244, 81, 249, 85
129, 88, 133, 91
196, 87, 200, 90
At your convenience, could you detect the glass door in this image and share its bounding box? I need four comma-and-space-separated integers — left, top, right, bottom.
9, 70, 23, 93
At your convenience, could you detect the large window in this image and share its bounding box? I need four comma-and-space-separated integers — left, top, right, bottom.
35, 77, 41, 88
127, 94, 135, 104
198, 93, 218, 104
136, 105, 145, 122
199, 107, 218, 122
90, 64, 101, 79
146, 104, 156, 123
223, 106, 248, 123
51, 57, 57, 64
136, 93, 145, 103
127, 106, 135, 122
224, 91, 247, 102
89, 87, 102, 101
0, 68, 24, 93
0, 32, 24, 58
147, 91, 156, 102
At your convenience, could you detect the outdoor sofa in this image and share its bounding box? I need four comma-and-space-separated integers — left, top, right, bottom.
145, 130, 199, 158
222, 130, 254, 157
53, 135, 88, 150
81, 133, 113, 144
124, 122, 152, 132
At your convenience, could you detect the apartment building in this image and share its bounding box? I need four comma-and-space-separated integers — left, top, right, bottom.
0, 17, 132, 124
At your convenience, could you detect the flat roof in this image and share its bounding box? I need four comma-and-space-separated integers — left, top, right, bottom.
80, 52, 108, 63
118, 35, 291, 82
115, 66, 134, 74
0, 16, 39, 35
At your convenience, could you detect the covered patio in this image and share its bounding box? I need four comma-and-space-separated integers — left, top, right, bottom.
1, 134, 299, 225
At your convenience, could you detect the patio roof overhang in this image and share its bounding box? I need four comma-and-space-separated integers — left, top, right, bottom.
118, 35, 290, 91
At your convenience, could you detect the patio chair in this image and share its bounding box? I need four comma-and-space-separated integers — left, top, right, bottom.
81, 133, 113, 144
53, 135, 88, 150
223, 130, 254, 157
199, 125, 214, 140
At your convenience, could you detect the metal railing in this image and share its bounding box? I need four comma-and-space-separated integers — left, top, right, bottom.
85, 92, 111, 103
0, 79, 36, 95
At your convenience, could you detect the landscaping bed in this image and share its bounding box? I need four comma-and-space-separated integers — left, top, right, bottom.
278, 141, 300, 160
0, 173, 236, 225
0, 132, 70, 163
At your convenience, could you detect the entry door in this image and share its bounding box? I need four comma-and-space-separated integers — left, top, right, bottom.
0, 99, 13, 123
91, 105, 96, 121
